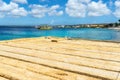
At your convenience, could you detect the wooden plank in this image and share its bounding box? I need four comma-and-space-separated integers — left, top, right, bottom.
0, 51, 118, 80
12, 38, 120, 53
0, 45, 119, 72
2, 42, 120, 62
0, 56, 101, 80
0, 63, 58, 80
0, 77, 8, 80
12, 40, 120, 56
9, 37, 120, 48
117, 74, 120, 80
4, 36, 120, 48
60, 39, 120, 48
32, 40, 120, 54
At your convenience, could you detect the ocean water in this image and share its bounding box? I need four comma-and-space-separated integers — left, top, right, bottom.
0, 27, 120, 42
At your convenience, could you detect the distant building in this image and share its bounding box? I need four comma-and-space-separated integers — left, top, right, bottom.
85, 24, 106, 28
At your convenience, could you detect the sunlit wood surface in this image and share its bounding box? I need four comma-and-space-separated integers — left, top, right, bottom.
0, 37, 120, 80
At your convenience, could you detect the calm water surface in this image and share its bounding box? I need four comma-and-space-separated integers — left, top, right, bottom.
0, 27, 120, 42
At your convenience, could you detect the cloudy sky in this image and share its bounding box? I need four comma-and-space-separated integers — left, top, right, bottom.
0, 0, 120, 25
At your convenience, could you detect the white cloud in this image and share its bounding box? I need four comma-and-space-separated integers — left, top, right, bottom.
0, 2, 18, 12
48, 10, 63, 16
29, 4, 63, 18
0, 1, 28, 17
113, 0, 120, 18
76, 0, 91, 3
114, 0, 120, 7
49, 5, 60, 10
29, 4, 48, 18
48, 5, 63, 16
114, 9, 120, 18
10, 8, 28, 17
0, 0, 116, 18
88, 0, 111, 16
12, 0, 27, 4
65, 0, 112, 17
65, 0, 87, 17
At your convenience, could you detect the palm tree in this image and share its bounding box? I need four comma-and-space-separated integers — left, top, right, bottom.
118, 19, 120, 25
115, 22, 118, 27
118, 19, 120, 22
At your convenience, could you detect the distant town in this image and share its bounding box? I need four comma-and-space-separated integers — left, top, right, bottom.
36, 19, 120, 30
0, 19, 120, 30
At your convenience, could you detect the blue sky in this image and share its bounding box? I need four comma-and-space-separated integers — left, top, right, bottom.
0, 0, 120, 25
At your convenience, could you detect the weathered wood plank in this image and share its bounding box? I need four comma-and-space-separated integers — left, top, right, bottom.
0, 44, 119, 72
2, 42, 120, 62
12, 38, 120, 53
31, 40, 120, 54
0, 56, 101, 80
117, 74, 120, 80
0, 50, 118, 80
0, 63, 58, 80
8, 37, 120, 48
0, 77, 8, 80
60, 39, 120, 48
0, 37, 120, 80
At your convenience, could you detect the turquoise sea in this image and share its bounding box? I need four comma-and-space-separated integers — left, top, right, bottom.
0, 27, 120, 42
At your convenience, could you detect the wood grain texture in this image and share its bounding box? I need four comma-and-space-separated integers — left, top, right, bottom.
0, 37, 120, 80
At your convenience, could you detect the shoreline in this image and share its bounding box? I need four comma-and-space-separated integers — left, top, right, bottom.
1, 36, 120, 43
0, 27, 120, 43
108, 27, 120, 30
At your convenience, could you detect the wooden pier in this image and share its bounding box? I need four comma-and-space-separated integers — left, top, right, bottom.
0, 37, 120, 80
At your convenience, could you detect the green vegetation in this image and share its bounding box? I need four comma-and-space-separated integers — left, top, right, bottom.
116, 19, 119, 25
35, 19, 120, 29
105, 19, 120, 28
37, 25, 52, 30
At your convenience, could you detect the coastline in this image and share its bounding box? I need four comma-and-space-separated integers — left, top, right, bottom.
1, 27, 120, 42
0, 37, 120, 80
108, 27, 120, 31
1, 36, 120, 43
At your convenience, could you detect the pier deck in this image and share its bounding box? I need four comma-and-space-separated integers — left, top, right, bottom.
0, 37, 120, 80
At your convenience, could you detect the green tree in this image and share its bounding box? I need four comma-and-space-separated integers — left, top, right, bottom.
109, 23, 114, 27
115, 22, 118, 27
118, 19, 120, 25
118, 19, 120, 22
